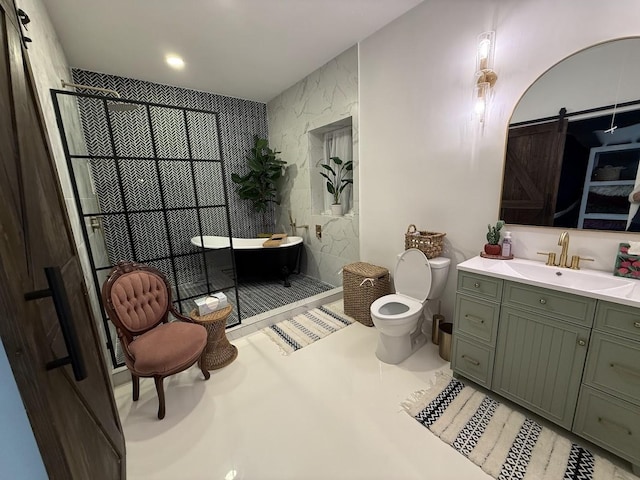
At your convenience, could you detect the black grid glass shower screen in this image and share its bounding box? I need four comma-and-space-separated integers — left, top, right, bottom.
51, 90, 240, 368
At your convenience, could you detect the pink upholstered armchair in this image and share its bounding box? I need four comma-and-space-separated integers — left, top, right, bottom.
102, 261, 209, 419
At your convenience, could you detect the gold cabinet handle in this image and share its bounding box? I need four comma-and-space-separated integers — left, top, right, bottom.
474, 282, 480, 288
539, 298, 547, 305
598, 416, 632, 436
464, 314, 485, 324
610, 362, 640, 379
461, 355, 480, 366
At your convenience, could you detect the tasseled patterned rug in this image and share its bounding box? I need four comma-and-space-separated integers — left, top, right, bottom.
261, 300, 354, 354
402, 373, 639, 480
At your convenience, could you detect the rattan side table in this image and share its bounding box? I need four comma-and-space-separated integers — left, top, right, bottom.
189, 305, 238, 370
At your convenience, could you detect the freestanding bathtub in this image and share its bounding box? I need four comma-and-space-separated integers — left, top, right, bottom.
190, 235, 303, 287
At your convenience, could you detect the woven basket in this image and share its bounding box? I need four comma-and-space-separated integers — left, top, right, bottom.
404, 224, 446, 259
343, 262, 390, 326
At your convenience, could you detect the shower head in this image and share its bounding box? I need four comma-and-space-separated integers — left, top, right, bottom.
60, 80, 139, 112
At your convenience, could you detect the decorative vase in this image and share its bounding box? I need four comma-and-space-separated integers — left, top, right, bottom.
331, 203, 343, 216
484, 243, 501, 256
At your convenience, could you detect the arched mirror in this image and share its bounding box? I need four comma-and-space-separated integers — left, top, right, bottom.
500, 38, 640, 233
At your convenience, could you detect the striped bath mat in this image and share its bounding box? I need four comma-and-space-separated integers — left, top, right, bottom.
262, 300, 354, 354
403, 373, 639, 480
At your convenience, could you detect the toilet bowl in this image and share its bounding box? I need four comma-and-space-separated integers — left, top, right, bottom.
370, 249, 450, 364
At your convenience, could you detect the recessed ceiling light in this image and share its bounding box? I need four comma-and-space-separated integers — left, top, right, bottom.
165, 55, 185, 69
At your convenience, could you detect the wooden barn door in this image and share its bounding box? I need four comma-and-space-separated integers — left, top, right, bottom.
501, 120, 568, 226
0, 0, 125, 478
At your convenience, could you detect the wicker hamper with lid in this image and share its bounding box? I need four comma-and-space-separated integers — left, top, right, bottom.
343, 262, 391, 326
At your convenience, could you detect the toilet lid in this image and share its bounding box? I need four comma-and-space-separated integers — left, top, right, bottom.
394, 249, 431, 302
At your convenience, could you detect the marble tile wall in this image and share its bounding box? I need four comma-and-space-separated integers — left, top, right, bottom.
267, 45, 359, 285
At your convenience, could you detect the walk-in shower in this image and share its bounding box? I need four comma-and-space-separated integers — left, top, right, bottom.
51, 87, 334, 368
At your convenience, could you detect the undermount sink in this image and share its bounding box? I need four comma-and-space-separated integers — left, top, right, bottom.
488, 259, 636, 295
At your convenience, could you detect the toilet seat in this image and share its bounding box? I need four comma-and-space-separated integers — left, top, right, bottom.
370, 294, 423, 322
394, 249, 432, 302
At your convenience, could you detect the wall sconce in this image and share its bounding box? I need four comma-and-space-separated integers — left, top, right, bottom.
474, 81, 490, 121
474, 31, 497, 124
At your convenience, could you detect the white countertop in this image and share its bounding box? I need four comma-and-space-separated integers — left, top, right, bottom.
457, 256, 640, 309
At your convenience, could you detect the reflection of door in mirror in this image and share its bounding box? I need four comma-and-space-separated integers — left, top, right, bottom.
501, 120, 567, 226
502, 38, 640, 232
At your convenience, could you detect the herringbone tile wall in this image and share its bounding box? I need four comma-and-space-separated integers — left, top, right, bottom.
71, 69, 270, 291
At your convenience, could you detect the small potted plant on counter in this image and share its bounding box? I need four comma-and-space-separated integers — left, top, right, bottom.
484, 220, 505, 255
319, 156, 353, 216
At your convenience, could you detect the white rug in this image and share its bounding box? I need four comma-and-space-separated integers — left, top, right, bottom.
261, 300, 354, 354
403, 373, 639, 480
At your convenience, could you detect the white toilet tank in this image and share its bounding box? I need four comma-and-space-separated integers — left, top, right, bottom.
426, 256, 451, 299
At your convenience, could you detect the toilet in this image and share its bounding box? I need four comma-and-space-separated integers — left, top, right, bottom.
370, 249, 451, 364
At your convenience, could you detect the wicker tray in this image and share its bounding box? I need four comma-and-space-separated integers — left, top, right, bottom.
343, 262, 390, 327
404, 224, 446, 259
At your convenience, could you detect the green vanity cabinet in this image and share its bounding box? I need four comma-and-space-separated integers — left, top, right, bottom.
573, 301, 640, 471
452, 272, 640, 473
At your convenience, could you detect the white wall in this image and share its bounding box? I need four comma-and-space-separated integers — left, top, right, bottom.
359, 0, 640, 322
268, 46, 359, 285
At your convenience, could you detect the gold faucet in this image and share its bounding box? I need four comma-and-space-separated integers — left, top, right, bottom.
557, 231, 570, 268
537, 231, 595, 269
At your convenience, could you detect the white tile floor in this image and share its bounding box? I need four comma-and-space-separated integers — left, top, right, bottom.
115, 317, 494, 480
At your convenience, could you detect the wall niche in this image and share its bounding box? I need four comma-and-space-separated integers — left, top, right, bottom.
309, 117, 355, 216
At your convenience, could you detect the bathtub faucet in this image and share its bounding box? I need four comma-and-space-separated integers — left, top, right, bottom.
288, 211, 308, 235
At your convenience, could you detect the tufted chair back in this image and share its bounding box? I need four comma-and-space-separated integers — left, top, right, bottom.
109, 270, 169, 333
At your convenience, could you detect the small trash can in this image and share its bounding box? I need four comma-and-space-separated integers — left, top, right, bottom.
438, 322, 453, 361
432, 314, 445, 344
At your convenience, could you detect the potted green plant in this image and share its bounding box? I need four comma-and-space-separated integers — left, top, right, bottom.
484, 220, 505, 255
319, 156, 353, 216
231, 136, 287, 233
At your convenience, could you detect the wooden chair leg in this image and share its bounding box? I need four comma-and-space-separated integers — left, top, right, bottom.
132, 373, 140, 401
199, 353, 210, 380
154, 376, 165, 420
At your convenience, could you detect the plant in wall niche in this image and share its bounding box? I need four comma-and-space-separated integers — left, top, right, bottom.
484, 220, 505, 256
231, 136, 287, 233
320, 156, 353, 216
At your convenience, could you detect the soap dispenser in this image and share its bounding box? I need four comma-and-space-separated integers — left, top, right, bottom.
502, 231, 513, 257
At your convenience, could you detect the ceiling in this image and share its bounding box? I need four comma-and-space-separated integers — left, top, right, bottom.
43, 0, 423, 103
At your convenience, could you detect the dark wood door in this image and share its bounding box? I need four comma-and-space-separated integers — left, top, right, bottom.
500, 120, 568, 226
0, 1, 125, 478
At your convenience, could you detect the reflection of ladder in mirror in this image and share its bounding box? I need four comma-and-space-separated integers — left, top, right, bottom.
578, 143, 640, 230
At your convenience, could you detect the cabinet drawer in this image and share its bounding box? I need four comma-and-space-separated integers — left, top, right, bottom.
503, 281, 595, 327
574, 385, 640, 466
454, 294, 500, 346
584, 331, 640, 407
451, 335, 494, 388
594, 301, 640, 342
457, 271, 503, 302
